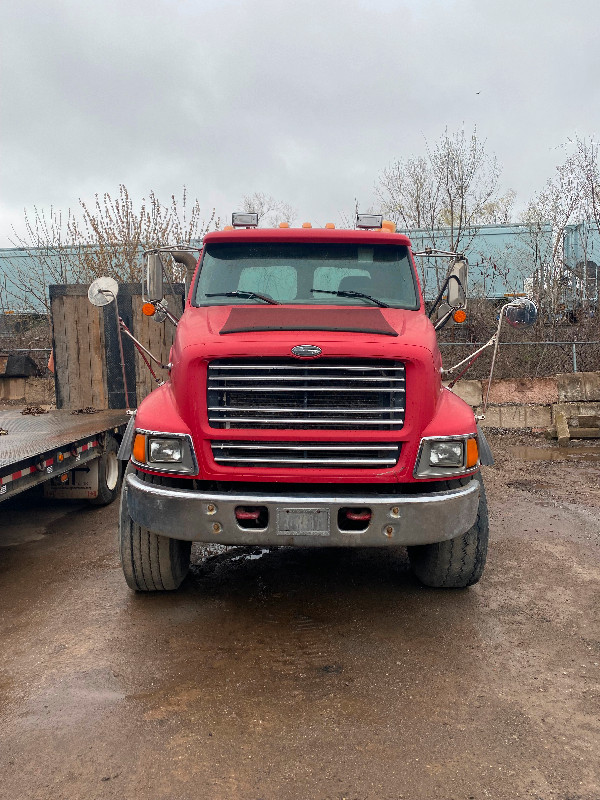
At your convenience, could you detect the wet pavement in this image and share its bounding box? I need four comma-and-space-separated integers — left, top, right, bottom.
509, 444, 600, 462
0, 434, 599, 800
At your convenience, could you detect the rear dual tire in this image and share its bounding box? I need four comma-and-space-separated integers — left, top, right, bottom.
89, 435, 122, 506
407, 472, 489, 588
119, 466, 191, 591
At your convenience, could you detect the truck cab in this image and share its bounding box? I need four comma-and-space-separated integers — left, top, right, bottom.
120, 219, 487, 591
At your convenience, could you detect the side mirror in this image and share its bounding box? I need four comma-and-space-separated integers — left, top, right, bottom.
505, 298, 538, 328
447, 259, 467, 309
145, 252, 164, 303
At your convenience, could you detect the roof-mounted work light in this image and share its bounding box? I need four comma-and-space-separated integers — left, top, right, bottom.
356, 214, 383, 229
231, 212, 259, 228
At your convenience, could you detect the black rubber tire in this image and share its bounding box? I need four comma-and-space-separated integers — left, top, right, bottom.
89, 435, 122, 506
119, 466, 191, 592
407, 472, 489, 588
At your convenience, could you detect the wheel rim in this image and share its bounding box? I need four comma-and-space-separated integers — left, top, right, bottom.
105, 452, 119, 491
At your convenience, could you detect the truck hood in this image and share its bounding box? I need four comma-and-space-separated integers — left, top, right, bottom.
174, 304, 438, 354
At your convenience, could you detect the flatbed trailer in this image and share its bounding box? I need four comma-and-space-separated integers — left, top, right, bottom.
0, 409, 128, 504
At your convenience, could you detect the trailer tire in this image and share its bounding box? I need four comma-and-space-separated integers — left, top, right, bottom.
119, 467, 191, 592
89, 435, 122, 506
407, 472, 489, 588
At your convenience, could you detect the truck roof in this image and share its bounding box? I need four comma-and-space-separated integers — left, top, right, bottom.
203, 227, 412, 247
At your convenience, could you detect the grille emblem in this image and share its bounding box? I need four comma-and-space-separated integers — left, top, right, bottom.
291, 344, 322, 358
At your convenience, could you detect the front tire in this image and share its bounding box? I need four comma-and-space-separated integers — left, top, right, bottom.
408, 472, 489, 588
119, 466, 191, 591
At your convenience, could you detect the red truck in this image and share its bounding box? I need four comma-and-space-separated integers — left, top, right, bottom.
118, 214, 490, 591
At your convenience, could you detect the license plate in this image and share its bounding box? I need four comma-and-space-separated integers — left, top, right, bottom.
277, 508, 330, 536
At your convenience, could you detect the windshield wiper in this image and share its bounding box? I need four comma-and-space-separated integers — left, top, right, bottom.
311, 289, 389, 308
205, 291, 280, 305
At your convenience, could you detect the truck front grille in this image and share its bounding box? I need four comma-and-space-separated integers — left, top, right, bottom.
207, 359, 405, 430
211, 441, 401, 469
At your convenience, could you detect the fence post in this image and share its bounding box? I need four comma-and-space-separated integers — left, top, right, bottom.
572, 343, 578, 373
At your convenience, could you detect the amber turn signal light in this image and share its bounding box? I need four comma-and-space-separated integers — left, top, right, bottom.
466, 438, 479, 468
132, 433, 146, 463
453, 308, 467, 324
142, 302, 156, 317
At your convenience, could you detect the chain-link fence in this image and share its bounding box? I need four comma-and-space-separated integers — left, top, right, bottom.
440, 340, 600, 380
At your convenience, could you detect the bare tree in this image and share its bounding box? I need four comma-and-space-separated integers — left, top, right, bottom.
6, 186, 218, 314
240, 192, 297, 227
375, 126, 505, 252
2, 205, 83, 314
523, 137, 594, 313
374, 127, 508, 298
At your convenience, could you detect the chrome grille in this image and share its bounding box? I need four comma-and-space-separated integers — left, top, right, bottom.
207, 359, 405, 430
211, 441, 401, 469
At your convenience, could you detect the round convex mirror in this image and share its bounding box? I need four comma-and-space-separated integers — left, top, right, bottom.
505, 298, 538, 328
88, 276, 119, 306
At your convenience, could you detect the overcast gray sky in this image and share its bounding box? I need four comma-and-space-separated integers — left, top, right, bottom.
2, 0, 600, 244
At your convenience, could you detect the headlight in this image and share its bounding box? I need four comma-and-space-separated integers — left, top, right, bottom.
132, 431, 197, 474
414, 436, 478, 479
429, 441, 463, 467
149, 438, 183, 463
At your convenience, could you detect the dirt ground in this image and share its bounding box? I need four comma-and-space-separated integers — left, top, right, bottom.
0, 432, 599, 800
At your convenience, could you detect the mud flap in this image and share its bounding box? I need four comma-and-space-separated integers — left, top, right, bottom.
476, 423, 495, 466
117, 413, 137, 461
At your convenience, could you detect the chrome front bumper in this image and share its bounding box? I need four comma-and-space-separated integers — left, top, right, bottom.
125, 472, 480, 548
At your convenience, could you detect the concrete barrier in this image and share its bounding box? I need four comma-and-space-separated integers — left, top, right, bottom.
448, 371, 600, 430
476, 404, 553, 429
557, 372, 600, 403
486, 377, 558, 405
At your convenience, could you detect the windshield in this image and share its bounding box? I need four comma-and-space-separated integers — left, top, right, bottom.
193, 242, 419, 309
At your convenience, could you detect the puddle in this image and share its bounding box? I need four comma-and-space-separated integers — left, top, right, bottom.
509, 445, 600, 462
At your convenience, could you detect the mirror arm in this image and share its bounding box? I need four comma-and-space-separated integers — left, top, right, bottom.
443, 335, 497, 379
482, 302, 515, 413
118, 320, 169, 369
414, 249, 466, 259
154, 299, 180, 327
433, 308, 454, 331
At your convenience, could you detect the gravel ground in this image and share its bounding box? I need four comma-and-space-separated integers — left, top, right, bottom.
0, 432, 598, 800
